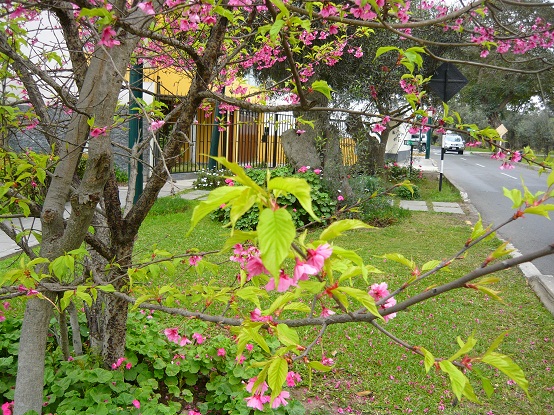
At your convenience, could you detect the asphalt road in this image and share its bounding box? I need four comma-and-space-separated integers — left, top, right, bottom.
430, 148, 554, 277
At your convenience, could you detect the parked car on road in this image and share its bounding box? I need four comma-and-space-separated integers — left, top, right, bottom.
442, 133, 465, 154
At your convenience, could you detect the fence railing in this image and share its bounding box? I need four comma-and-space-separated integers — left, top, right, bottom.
154, 109, 357, 173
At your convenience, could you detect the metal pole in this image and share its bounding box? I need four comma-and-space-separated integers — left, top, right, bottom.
129, 64, 143, 203
207, 101, 221, 170
439, 147, 445, 191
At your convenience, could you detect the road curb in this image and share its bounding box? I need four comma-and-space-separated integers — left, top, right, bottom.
444, 171, 554, 317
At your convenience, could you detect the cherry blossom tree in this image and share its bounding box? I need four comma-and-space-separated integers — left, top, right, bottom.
0, 1, 554, 414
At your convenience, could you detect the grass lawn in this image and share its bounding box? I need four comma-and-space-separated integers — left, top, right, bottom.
132, 192, 554, 415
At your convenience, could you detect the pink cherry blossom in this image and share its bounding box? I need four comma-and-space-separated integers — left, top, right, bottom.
265, 270, 296, 292
192, 332, 205, 344
164, 327, 181, 343
369, 282, 389, 301
189, 255, 202, 266
293, 258, 318, 282
245, 394, 269, 411
306, 243, 333, 270
246, 377, 269, 395
271, 390, 290, 408
90, 127, 107, 137
2, 401, 13, 415
286, 371, 302, 387
149, 120, 165, 131
137, 2, 155, 15
98, 26, 120, 48
245, 256, 269, 277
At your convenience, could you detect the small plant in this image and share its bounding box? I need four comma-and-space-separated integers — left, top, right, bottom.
114, 165, 129, 183
210, 166, 336, 229
192, 168, 231, 190
395, 183, 420, 199
382, 161, 421, 183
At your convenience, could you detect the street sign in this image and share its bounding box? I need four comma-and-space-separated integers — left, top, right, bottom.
496, 124, 508, 137
428, 62, 468, 102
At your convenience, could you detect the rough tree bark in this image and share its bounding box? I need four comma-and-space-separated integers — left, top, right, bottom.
12, 10, 150, 413
281, 91, 355, 200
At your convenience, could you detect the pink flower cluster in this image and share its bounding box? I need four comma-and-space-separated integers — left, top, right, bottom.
164, 327, 205, 346
491, 150, 522, 170
244, 377, 291, 410
0, 302, 9, 323
111, 356, 132, 370
98, 26, 120, 48
1, 401, 13, 415
368, 282, 397, 322
372, 116, 391, 134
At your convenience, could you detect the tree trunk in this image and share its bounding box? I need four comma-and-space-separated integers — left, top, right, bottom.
282, 91, 354, 200
13, 296, 54, 415
13, 10, 148, 412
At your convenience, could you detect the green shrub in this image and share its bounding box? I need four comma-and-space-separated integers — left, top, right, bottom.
395, 184, 420, 199
210, 167, 336, 229
382, 161, 421, 183
115, 165, 129, 183
0, 311, 305, 415
193, 168, 231, 190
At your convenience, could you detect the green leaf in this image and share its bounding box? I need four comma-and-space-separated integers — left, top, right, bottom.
378, 253, 415, 270
421, 260, 442, 272
319, 219, 372, 241
97, 284, 116, 293
269, 19, 286, 43
229, 187, 257, 226
268, 176, 318, 221
268, 357, 288, 399
475, 285, 503, 302
485, 330, 510, 356
246, 326, 271, 354
211, 157, 264, 192
60, 291, 74, 311
547, 169, 554, 187
311, 80, 333, 100
419, 347, 435, 373
236, 286, 267, 309
308, 361, 333, 372
188, 185, 247, 234
282, 302, 311, 313
266, 292, 297, 315
75, 290, 93, 307
448, 333, 477, 362
503, 187, 523, 208
221, 229, 257, 252
375, 46, 400, 60
481, 352, 530, 398
336, 286, 382, 320
257, 208, 295, 277
270, 0, 290, 17
276, 324, 299, 347
439, 360, 467, 401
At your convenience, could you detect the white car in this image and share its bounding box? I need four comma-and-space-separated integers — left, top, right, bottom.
442, 134, 465, 154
